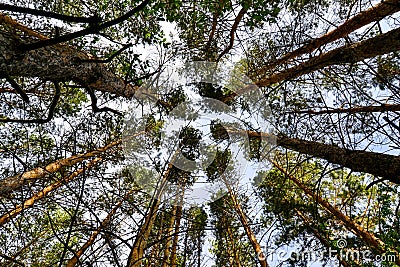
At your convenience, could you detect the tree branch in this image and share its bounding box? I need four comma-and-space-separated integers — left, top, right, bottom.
0, 82, 61, 123
17, 0, 150, 51
0, 3, 101, 24
0, 71, 30, 103
217, 7, 248, 61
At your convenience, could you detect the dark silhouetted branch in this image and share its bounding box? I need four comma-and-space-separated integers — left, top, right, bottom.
0, 71, 30, 103
18, 0, 150, 51
0, 82, 61, 123
86, 87, 123, 116
217, 7, 248, 61
0, 3, 101, 24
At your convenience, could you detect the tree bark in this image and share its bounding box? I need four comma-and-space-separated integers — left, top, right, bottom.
274, 134, 400, 184
161, 199, 179, 267
289, 103, 400, 115
126, 160, 175, 267
294, 209, 356, 267
0, 13, 137, 98
217, 127, 400, 184
0, 140, 120, 197
222, 26, 400, 103
256, 26, 400, 88
0, 131, 145, 197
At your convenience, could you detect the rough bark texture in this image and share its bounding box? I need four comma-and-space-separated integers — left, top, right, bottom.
0, 14, 137, 97
273, 162, 400, 265
0, 158, 102, 226
221, 26, 400, 103
256, 27, 400, 88
275, 134, 400, 184
220, 128, 400, 184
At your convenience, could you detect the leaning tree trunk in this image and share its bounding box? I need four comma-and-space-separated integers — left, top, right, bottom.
294, 209, 356, 267
257, 0, 400, 73
126, 160, 175, 267
220, 173, 269, 267
273, 161, 400, 265
217, 127, 400, 184
0, 158, 102, 226
222, 26, 400, 102
0, 131, 145, 197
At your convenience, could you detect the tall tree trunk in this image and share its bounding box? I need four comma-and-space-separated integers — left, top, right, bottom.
289, 103, 400, 115
0, 13, 137, 97
256, 26, 400, 88
221, 128, 400, 184
161, 200, 179, 267
66, 187, 138, 267
222, 26, 400, 103
274, 134, 400, 184
273, 161, 400, 265
0, 158, 102, 226
170, 196, 183, 266
257, 0, 400, 73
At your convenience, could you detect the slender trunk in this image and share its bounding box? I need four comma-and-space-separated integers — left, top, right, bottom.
182, 220, 189, 267
294, 209, 356, 267
0, 158, 102, 226
161, 201, 179, 267
258, 0, 400, 73
126, 160, 175, 267
221, 173, 268, 267
222, 26, 400, 102
256, 26, 400, 88
170, 198, 183, 266
273, 162, 400, 265
0, 14, 137, 98
66, 187, 137, 267
226, 226, 241, 267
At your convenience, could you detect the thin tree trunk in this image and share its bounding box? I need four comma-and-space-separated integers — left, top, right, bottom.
258, 0, 400, 73
273, 161, 400, 265
66, 187, 138, 267
126, 159, 176, 267
220, 173, 268, 267
0, 13, 137, 98
161, 200, 179, 267
289, 103, 400, 115
0, 158, 102, 226
170, 194, 184, 267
